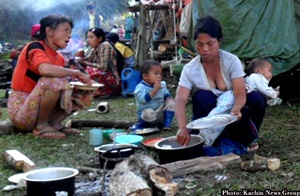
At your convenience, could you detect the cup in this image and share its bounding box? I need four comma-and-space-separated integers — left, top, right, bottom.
89, 128, 103, 146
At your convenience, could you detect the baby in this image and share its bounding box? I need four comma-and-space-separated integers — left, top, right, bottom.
129, 59, 175, 132
245, 57, 282, 106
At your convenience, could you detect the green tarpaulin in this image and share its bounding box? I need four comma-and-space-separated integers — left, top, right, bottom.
188, 0, 300, 76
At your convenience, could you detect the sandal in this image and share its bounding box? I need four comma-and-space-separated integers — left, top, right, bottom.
58, 127, 81, 135
247, 143, 259, 152
32, 127, 66, 139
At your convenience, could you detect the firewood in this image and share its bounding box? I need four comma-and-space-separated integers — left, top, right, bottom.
110, 154, 178, 196
179, 46, 196, 58
253, 154, 268, 163
127, 154, 178, 195
3, 150, 36, 172
65, 119, 136, 129
0, 120, 20, 135
76, 166, 101, 174
149, 168, 178, 195
161, 153, 242, 177
254, 154, 280, 171
241, 154, 281, 172
267, 158, 281, 171
110, 160, 152, 196
240, 160, 268, 172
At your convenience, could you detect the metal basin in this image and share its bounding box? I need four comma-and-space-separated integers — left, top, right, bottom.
94, 143, 137, 169
24, 167, 78, 196
154, 135, 204, 164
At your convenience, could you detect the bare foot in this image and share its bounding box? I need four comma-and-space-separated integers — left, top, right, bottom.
32, 126, 66, 139
57, 127, 81, 135
52, 123, 81, 135
247, 143, 259, 152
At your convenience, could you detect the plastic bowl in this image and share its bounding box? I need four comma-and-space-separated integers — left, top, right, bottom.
109, 132, 128, 141
102, 129, 124, 139
115, 135, 143, 145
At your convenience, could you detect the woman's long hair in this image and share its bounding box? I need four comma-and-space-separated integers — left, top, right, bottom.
38, 14, 73, 41
86, 27, 106, 43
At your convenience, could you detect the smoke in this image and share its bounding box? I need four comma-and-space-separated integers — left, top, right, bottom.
2, 0, 85, 24
1, 0, 128, 44
3, 0, 83, 12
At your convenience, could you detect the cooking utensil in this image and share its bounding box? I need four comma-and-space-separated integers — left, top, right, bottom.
135, 128, 160, 135
109, 132, 128, 141
89, 128, 103, 146
23, 167, 78, 196
143, 138, 164, 148
154, 135, 204, 164
102, 129, 124, 139
69, 81, 103, 91
115, 135, 143, 145
94, 143, 137, 169
8, 173, 27, 184
186, 114, 238, 130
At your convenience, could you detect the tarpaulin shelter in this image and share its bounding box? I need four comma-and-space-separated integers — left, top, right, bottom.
188, 0, 300, 76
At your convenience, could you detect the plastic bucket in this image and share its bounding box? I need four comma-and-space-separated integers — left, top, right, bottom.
121, 68, 142, 97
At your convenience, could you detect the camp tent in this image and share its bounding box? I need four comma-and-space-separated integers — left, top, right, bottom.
188, 0, 300, 76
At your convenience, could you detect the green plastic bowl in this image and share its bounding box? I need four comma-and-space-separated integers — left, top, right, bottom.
102, 129, 125, 139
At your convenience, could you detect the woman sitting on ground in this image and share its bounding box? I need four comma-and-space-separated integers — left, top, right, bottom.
79, 28, 122, 97
8, 14, 95, 139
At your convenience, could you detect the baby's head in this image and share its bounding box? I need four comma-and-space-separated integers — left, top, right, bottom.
140, 59, 162, 85
246, 57, 273, 81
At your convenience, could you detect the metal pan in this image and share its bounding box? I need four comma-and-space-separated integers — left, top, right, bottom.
134, 128, 160, 135
186, 114, 238, 130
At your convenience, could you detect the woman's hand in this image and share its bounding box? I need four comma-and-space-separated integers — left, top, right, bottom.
176, 129, 191, 146
231, 107, 242, 120
76, 71, 93, 86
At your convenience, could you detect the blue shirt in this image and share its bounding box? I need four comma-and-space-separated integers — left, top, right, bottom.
133, 80, 171, 115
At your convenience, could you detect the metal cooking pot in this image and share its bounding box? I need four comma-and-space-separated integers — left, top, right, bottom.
23, 167, 78, 196
94, 143, 138, 169
154, 135, 204, 164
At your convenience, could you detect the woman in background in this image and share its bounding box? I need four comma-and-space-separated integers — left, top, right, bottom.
106, 32, 135, 68
79, 27, 122, 97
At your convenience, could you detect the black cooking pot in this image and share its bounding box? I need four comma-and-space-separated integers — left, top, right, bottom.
154, 135, 204, 164
23, 167, 78, 196
94, 143, 138, 169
